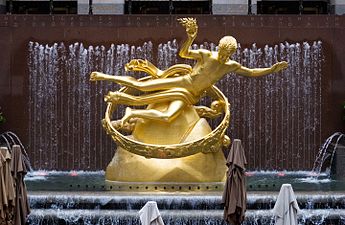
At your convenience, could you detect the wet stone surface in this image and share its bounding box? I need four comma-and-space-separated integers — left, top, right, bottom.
25, 171, 345, 224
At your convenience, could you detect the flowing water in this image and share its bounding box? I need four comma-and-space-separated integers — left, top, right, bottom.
20, 38, 345, 225
26, 190, 345, 225
28, 40, 323, 170
25, 170, 345, 224
25, 170, 345, 192
27, 209, 345, 225
312, 132, 345, 174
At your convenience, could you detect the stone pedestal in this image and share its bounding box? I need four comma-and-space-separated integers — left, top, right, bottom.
212, 0, 248, 15
78, 0, 124, 15
251, 0, 258, 14
332, 0, 345, 15
78, 0, 89, 14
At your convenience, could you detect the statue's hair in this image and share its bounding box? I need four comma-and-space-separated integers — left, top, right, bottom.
218, 36, 237, 53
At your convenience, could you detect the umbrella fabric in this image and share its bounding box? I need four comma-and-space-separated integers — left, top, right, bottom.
273, 184, 300, 225
222, 139, 247, 225
0, 147, 16, 225
10, 145, 30, 225
0, 148, 7, 222
139, 201, 165, 225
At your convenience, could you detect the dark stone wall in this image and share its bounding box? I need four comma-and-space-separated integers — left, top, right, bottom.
0, 15, 344, 170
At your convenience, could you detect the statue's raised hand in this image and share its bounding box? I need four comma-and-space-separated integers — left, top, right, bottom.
271, 61, 288, 73
178, 18, 198, 39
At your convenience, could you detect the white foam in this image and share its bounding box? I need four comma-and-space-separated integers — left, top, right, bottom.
296, 177, 332, 183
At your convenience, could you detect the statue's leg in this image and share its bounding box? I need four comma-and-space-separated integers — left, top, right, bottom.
104, 90, 193, 106
121, 100, 185, 125
91, 72, 189, 92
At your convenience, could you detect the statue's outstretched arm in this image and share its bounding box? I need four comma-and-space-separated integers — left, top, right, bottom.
234, 61, 288, 77
178, 18, 200, 60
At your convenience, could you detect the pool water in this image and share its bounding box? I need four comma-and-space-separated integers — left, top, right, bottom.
25, 170, 345, 192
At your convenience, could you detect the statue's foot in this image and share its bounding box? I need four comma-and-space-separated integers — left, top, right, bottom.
110, 120, 122, 130
90, 72, 106, 81
125, 59, 147, 72
104, 91, 120, 103
121, 107, 133, 127
111, 118, 136, 132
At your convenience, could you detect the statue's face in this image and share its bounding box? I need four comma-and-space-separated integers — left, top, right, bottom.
217, 48, 231, 64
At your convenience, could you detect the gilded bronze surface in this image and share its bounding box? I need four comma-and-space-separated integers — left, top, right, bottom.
101, 85, 230, 159
90, 18, 287, 182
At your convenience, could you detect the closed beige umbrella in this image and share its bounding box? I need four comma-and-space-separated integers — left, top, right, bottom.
0, 148, 7, 222
0, 146, 16, 224
222, 139, 247, 225
10, 145, 30, 225
273, 184, 300, 225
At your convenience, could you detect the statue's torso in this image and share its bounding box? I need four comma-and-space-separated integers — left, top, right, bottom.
189, 53, 235, 96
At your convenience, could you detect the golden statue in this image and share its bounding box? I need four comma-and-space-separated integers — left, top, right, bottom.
90, 18, 288, 184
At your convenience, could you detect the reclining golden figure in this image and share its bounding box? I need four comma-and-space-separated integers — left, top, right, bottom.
90, 18, 287, 129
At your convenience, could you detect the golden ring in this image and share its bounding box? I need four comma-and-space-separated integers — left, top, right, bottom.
103, 81, 230, 159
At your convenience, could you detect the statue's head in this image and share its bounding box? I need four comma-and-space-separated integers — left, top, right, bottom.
218, 36, 237, 63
